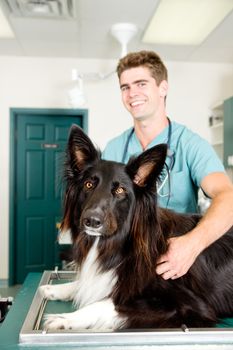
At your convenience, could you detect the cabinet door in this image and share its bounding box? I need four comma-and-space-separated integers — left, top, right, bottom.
224, 97, 233, 167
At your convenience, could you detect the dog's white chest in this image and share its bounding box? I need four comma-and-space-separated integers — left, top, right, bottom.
74, 239, 117, 308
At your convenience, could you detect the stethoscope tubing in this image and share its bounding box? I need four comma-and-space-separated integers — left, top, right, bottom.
122, 118, 175, 206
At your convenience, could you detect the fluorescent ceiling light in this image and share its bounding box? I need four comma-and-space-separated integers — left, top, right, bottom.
0, 7, 14, 38
142, 0, 233, 45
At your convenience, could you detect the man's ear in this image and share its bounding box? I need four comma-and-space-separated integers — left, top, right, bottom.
126, 144, 167, 189
159, 80, 168, 98
67, 124, 100, 173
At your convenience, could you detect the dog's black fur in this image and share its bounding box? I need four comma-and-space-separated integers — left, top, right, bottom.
58, 125, 233, 329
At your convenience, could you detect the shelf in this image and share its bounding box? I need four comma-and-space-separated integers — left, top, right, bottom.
210, 101, 223, 111
210, 122, 223, 129
210, 101, 223, 159
210, 96, 233, 168
212, 142, 223, 146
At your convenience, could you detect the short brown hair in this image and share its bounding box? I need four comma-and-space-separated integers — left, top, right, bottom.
117, 50, 168, 85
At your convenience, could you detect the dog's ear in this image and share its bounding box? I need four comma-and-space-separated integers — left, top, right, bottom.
67, 124, 100, 172
126, 144, 167, 188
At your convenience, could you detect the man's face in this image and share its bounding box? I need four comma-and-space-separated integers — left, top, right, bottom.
119, 66, 167, 121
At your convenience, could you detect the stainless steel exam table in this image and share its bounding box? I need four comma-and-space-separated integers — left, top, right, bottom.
1, 271, 233, 350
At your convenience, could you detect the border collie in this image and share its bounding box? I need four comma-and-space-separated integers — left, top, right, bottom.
40, 125, 233, 331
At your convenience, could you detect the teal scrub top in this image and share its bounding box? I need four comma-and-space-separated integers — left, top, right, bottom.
102, 121, 225, 214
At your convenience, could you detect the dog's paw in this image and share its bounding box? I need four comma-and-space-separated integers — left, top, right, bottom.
39, 285, 59, 300
43, 314, 74, 331
39, 281, 77, 301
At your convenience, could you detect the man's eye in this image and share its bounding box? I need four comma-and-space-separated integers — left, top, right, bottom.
138, 82, 146, 87
115, 186, 125, 195
84, 181, 94, 190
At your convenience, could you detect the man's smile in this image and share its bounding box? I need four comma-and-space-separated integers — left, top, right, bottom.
130, 100, 146, 107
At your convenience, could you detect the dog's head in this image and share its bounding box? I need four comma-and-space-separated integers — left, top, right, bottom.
62, 125, 167, 241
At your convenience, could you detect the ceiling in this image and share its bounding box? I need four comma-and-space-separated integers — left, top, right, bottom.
0, 0, 233, 63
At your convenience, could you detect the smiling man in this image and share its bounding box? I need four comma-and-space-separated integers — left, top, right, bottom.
119, 65, 168, 150
102, 50, 233, 280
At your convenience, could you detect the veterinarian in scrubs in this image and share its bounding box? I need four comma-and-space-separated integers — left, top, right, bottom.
102, 50, 233, 280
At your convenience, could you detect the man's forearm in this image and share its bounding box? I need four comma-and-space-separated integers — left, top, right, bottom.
190, 189, 233, 253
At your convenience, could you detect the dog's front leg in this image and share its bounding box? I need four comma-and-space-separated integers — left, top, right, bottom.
39, 281, 78, 301
43, 298, 126, 331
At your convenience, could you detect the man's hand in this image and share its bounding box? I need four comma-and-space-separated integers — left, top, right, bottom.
156, 173, 233, 281
155, 234, 200, 280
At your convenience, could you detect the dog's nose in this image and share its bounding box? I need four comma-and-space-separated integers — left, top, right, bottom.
83, 216, 102, 229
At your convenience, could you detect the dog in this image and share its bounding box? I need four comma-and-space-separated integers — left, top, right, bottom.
40, 124, 233, 331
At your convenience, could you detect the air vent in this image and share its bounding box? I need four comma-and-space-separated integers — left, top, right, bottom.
4, 0, 75, 19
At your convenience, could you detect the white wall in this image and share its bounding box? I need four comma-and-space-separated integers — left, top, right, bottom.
0, 56, 233, 281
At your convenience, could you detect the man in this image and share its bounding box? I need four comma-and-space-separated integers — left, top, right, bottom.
102, 50, 233, 280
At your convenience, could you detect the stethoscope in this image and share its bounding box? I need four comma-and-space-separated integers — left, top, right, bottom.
122, 117, 175, 203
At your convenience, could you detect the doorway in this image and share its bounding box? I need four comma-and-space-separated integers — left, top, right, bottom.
9, 108, 88, 284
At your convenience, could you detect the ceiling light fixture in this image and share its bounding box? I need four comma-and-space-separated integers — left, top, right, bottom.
68, 22, 138, 108
111, 22, 138, 58
142, 0, 233, 45
67, 69, 86, 108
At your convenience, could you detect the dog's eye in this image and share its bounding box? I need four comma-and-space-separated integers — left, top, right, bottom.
115, 186, 125, 195
84, 181, 94, 190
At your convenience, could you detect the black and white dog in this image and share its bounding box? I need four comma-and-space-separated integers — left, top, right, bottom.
40, 125, 233, 331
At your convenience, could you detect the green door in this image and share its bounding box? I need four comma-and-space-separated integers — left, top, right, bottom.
12, 110, 87, 284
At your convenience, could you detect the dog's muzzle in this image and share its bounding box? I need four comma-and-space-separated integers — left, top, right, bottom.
82, 210, 104, 237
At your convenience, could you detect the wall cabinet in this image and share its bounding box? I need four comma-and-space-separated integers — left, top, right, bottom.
210, 96, 233, 168
224, 97, 233, 167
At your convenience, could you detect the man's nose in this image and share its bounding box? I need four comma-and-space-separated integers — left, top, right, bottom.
128, 85, 139, 97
